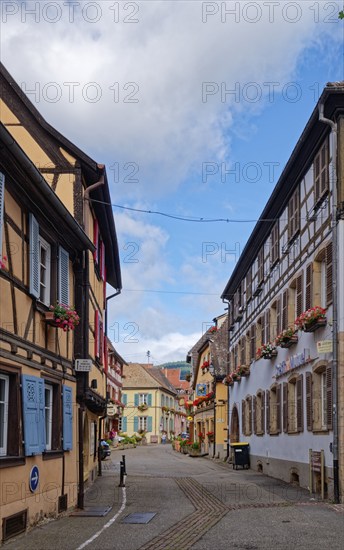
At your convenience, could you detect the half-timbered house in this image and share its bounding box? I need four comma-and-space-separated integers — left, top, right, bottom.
222, 82, 344, 501
0, 63, 121, 539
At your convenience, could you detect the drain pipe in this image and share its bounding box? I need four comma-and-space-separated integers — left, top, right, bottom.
319, 104, 339, 503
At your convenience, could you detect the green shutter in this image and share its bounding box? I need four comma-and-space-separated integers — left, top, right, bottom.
133, 416, 138, 432
122, 394, 127, 405
134, 393, 139, 406
147, 394, 152, 406
147, 416, 152, 432
122, 417, 127, 432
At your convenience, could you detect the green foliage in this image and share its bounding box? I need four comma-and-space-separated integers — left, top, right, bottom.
191, 442, 200, 450
339, 10, 344, 19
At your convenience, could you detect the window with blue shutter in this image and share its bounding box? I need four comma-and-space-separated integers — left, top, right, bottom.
58, 246, 69, 305
133, 416, 138, 432
147, 417, 153, 432
22, 375, 45, 455
122, 417, 127, 432
0, 172, 4, 261
134, 394, 139, 406
29, 214, 40, 298
122, 394, 127, 405
147, 394, 152, 406
62, 385, 73, 451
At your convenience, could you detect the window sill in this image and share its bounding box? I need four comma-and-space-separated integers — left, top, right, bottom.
0, 456, 26, 468
287, 430, 302, 435
43, 450, 64, 460
312, 429, 330, 435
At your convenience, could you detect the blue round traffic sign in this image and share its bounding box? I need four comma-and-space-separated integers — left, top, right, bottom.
29, 466, 39, 493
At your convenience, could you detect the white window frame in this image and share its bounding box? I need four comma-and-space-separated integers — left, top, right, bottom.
39, 236, 51, 307
0, 374, 9, 456
44, 384, 53, 451
138, 416, 147, 431
139, 393, 148, 405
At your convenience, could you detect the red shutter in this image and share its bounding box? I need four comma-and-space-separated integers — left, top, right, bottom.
95, 310, 99, 358
326, 365, 333, 430
104, 338, 108, 374
101, 241, 106, 279
99, 320, 104, 365
306, 372, 313, 431
296, 375, 303, 433
266, 390, 270, 435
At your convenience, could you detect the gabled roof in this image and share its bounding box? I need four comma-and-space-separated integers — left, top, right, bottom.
0, 63, 121, 289
188, 317, 229, 383
123, 363, 177, 395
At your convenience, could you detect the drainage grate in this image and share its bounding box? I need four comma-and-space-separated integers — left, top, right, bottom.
122, 512, 156, 524
2, 509, 27, 541
70, 506, 112, 517
58, 494, 68, 513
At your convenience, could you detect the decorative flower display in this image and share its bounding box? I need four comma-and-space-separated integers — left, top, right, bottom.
208, 326, 217, 333
256, 342, 277, 360
137, 403, 148, 411
295, 306, 327, 331
223, 374, 234, 386
201, 360, 210, 370
275, 327, 298, 347
206, 431, 214, 437
49, 303, 80, 331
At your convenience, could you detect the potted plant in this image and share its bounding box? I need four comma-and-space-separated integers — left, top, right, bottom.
45, 303, 80, 331
256, 343, 278, 360
275, 327, 298, 348
137, 403, 148, 412
0, 255, 7, 270
188, 441, 201, 456
206, 431, 214, 442
295, 306, 327, 333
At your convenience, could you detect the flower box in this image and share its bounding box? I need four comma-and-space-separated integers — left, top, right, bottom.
280, 335, 299, 348
44, 311, 59, 327
303, 318, 327, 333
263, 350, 278, 359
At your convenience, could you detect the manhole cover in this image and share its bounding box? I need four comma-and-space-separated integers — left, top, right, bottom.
122, 512, 156, 524
71, 506, 112, 517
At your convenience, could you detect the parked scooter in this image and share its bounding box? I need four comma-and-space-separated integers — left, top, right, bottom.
100, 439, 111, 460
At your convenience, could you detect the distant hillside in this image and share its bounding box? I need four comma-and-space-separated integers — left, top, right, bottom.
158, 361, 190, 370
158, 361, 191, 381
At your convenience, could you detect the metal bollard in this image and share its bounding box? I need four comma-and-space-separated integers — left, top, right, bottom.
118, 461, 126, 487
122, 454, 127, 475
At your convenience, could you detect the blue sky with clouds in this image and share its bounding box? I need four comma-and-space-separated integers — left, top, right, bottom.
2, 0, 343, 363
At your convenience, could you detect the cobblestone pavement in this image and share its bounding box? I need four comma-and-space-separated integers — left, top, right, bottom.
2, 445, 344, 550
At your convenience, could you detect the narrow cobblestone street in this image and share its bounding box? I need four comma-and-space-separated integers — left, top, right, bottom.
3, 445, 344, 550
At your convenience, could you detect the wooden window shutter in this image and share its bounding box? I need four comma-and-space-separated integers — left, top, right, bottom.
326, 365, 333, 430
58, 246, 70, 305
271, 222, 279, 266
314, 151, 321, 203
0, 172, 4, 259
21, 375, 45, 455
305, 263, 313, 310
276, 385, 281, 433
296, 273, 303, 317
261, 392, 265, 434
326, 242, 333, 306
264, 310, 270, 344
294, 189, 300, 234
246, 269, 252, 302
296, 375, 304, 433
314, 138, 329, 202
283, 382, 288, 433
288, 188, 300, 241
258, 248, 264, 284
276, 298, 281, 335
241, 399, 246, 436
133, 416, 138, 432
248, 397, 252, 436
253, 395, 257, 435
29, 214, 40, 299
250, 325, 256, 361
240, 338, 246, 365
266, 390, 270, 434
306, 372, 313, 431
229, 301, 234, 326
62, 386, 73, 451
282, 290, 288, 331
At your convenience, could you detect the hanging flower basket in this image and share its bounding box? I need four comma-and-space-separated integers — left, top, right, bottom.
276, 328, 298, 348
137, 404, 148, 412
256, 343, 277, 360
